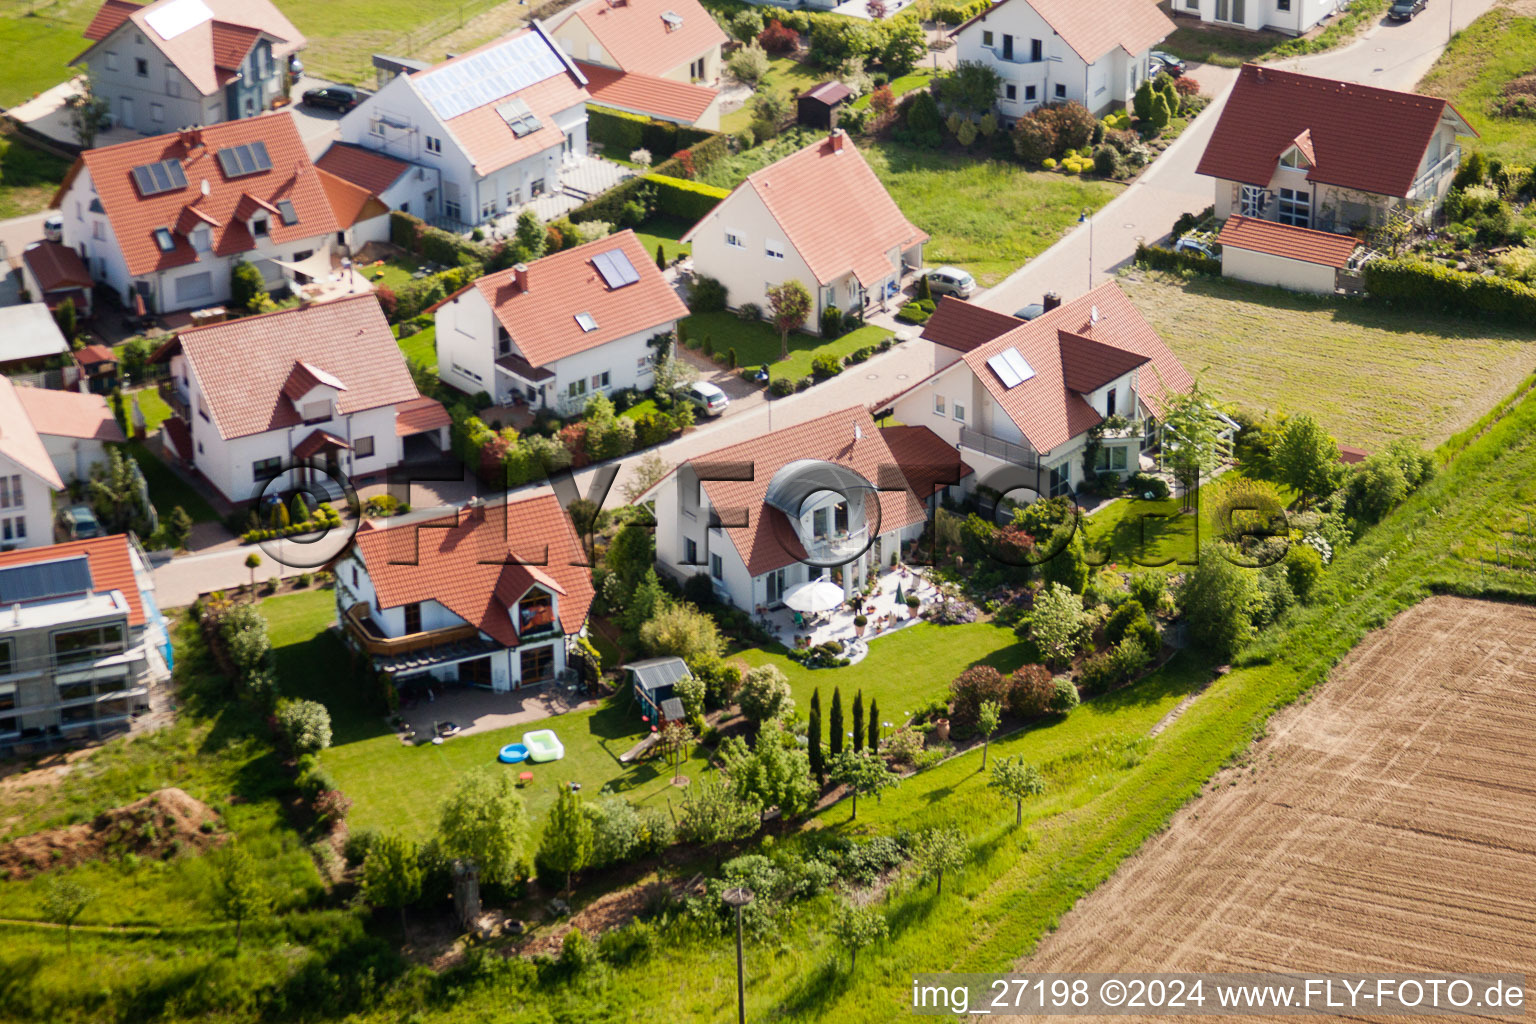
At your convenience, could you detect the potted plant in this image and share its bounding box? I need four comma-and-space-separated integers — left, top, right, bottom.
854, 614, 867, 637
906, 594, 920, 619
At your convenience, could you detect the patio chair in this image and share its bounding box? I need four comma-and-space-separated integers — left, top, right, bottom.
793, 610, 806, 628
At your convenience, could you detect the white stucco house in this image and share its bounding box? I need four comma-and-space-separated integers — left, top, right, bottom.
639, 405, 966, 612
336, 493, 594, 694
72, 0, 305, 130
0, 378, 67, 552
950, 0, 1174, 119
335, 25, 591, 228
1172, 0, 1344, 37
150, 293, 449, 505
13, 385, 126, 485
52, 116, 339, 315
682, 130, 928, 332
548, 0, 728, 129
316, 142, 442, 247
890, 283, 1193, 501
432, 228, 689, 412
1198, 65, 1476, 232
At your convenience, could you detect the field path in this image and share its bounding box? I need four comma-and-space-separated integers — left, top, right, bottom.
1012, 596, 1536, 1022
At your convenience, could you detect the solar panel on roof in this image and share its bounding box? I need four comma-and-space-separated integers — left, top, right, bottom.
216, 141, 273, 179
414, 32, 567, 121
591, 249, 639, 289
130, 159, 188, 197
0, 556, 94, 604
144, 0, 213, 41
986, 347, 1035, 389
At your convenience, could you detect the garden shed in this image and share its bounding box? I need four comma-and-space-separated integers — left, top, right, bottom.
1216, 216, 1363, 295
797, 81, 853, 130
627, 656, 692, 723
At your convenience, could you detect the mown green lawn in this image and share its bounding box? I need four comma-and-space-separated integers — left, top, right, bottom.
1079, 470, 1295, 570
680, 312, 889, 381
721, 56, 822, 135
126, 385, 172, 433
863, 141, 1120, 286
368, 254, 424, 294
1121, 272, 1536, 450
0, 125, 70, 218
849, 69, 938, 111
124, 440, 220, 523
394, 323, 436, 365
1418, 7, 1536, 165
631, 214, 693, 262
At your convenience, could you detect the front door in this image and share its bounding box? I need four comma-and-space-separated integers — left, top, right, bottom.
118, 97, 133, 129
458, 656, 492, 688
766, 568, 786, 605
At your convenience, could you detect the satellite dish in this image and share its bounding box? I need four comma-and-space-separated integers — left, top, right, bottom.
200, 179, 210, 196
1090, 305, 1099, 324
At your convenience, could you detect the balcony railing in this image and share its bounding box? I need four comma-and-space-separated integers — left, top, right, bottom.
158, 379, 190, 421
806, 525, 868, 562
1407, 145, 1460, 201
959, 426, 1042, 470
342, 602, 479, 657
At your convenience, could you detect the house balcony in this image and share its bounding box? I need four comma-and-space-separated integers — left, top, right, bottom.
517, 607, 561, 641
959, 426, 1043, 470
1407, 145, 1461, 203
158, 379, 191, 421
342, 602, 480, 657
805, 524, 869, 563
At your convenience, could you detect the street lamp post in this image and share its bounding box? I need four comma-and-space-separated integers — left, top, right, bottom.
722, 887, 755, 1024
1079, 207, 1094, 292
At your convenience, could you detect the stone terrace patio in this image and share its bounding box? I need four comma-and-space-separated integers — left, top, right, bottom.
759, 566, 943, 653
397, 681, 597, 742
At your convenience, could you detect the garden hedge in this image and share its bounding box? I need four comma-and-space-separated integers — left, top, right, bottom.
588, 106, 724, 165
1363, 258, 1536, 325
645, 173, 730, 221
388, 211, 490, 268
393, 263, 482, 321
1134, 242, 1221, 277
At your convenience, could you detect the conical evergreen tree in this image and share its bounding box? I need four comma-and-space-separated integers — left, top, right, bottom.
829, 687, 844, 759
852, 691, 865, 752
808, 688, 825, 784
868, 699, 880, 754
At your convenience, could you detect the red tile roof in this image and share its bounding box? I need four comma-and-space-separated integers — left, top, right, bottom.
0, 377, 64, 490
1339, 444, 1370, 464
685, 132, 927, 288
76, 0, 303, 97
1197, 64, 1475, 198
953, 0, 1173, 61
922, 296, 1025, 354
66, 114, 337, 278
452, 228, 689, 371
172, 293, 420, 440
409, 29, 590, 177
14, 387, 124, 442
1057, 329, 1151, 393
0, 534, 148, 626
684, 405, 929, 576
162, 415, 192, 460
879, 424, 973, 499
314, 143, 411, 197
22, 241, 92, 294
353, 494, 594, 648
394, 396, 451, 436
559, 0, 727, 79
315, 167, 389, 229
957, 283, 1192, 454
575, 62, 718, 125
77, 344, 117, 367
292, 428, 350, 459
1217, 215, 1362, 268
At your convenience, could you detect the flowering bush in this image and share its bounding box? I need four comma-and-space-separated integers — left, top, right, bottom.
922, 592, 979, 625
758, 19, 798, 54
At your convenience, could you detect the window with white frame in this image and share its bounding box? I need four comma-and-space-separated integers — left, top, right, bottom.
370, 120, 384, 137
636, 354, 651, 370
1, 515, 25, 545
191, 225, 211, 252
1239, 184, 1266, 217
1277, 187, 1310, 228
174, 272, 213, 304
1054, 83, 1066, 98
591, 371, 610, 389
0, 474, 21, 508
302, 400, 332, 423
1095, 446, 1129, 471
710, 553, 723, 580
1004, 84, 1017, 101
92, 220, 104, 240
354, 436, 375, 458
933, 394, 945, 416
568, 379, 587, 398
480, 198, 496, 220
426, 136, 442, 154
953, 401, 966, 422
982, 30, 994, 45
725, 231, 744, 249
166, 66, 179, 96
1279, 148, 1307, 169
1024, 84, 1037, 101
765, 239, 785, 260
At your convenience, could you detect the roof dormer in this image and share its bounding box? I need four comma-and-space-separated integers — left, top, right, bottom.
281, 359, 346, 423
1279, 129, 1314, 170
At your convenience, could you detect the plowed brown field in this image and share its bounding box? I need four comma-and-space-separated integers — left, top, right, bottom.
1015, 597, 1536, 1021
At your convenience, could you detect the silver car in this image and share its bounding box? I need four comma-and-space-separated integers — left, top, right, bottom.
926, 266, 976, 299
681, 381, 729, 416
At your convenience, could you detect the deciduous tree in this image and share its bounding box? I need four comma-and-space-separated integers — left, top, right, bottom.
914, 826, 967, 898
41, 877, 95, 954
538, 786, 594, 896
212, 843, 270, 952
438, 769, 532, 886
988, 756, 1045, 827
831, 899, 888, 971
977, 699, 1001, 768
362, 834, 423, 930
766, 280, 812, 361
828, 749, 898, 820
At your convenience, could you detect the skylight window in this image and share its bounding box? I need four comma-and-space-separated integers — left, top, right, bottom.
496, 98, 542, 138
216, 141, 273, 178
153, 228, 176, 252
661, 10, 684, 29
986, 347, 1036, 389
575, 312, 598, 332
130, 159, 188, 197
276, 199, 298, 225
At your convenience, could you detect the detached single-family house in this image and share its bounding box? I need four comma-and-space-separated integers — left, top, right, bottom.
0, 533, 171, 752
337, 25, 591, 227
1198, 65, 1475, 233
641, 404, 955, 612
21, 242, 95, 319
0, 377, 67, 551
336, 493, 595, 694
549, 0, 727, 129
1172, 0, 1344, 38
315, 142, 442, 237
950, 0, 1173, 119
432, 228, 689, 413
53, 116, 339, 315
891, 282, 1193, 500
150, 293, 449, 504
683, 130, 928, 331
72, 0, 305, 131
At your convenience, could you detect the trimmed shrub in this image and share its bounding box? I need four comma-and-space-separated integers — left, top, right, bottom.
810, 352, 842, 379
820, 304, 844, 338
645, 173, 730, 221
1283, 542, 1324, 602
949, 665, 1009, 731
1363, 257, 1536, 326
689, 275, 728, 313
1125, 471, 1169, 500
759, 19, 799, 53
1134, 241, 1220, 276
1006, 664, 1055, 717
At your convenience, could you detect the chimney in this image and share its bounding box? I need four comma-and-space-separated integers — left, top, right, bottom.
464, 494, 487, 521
830, 128, 847, 152
513, 263, 529, 293
1042, 291, 1061, 312
178, 126, 202, 150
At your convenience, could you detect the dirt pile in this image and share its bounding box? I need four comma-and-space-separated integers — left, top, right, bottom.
0, 787, 225, 879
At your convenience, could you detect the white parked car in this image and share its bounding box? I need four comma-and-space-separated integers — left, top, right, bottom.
926, 266, 976, 299
681, 381, 729, 417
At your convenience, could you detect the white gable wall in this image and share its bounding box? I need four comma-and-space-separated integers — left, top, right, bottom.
0, 454, 58, 551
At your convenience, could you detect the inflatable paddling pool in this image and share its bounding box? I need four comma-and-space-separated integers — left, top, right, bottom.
497, 742, 530, 764
522, 729, 565, 762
